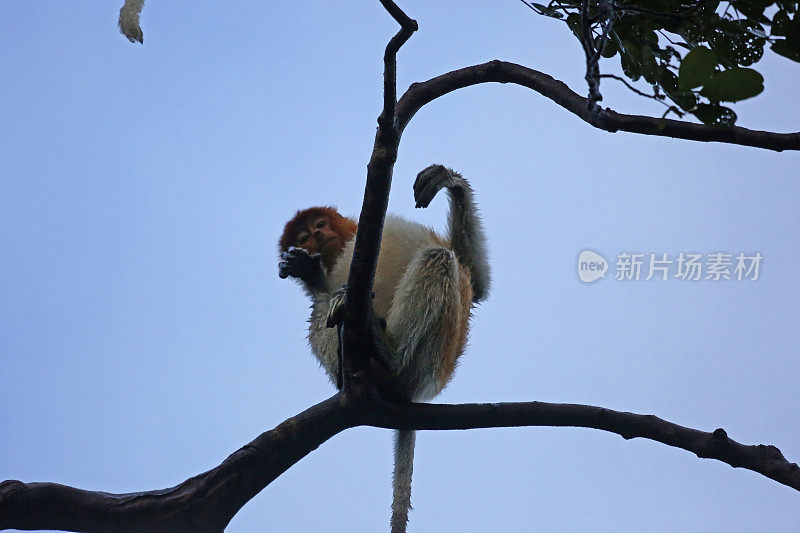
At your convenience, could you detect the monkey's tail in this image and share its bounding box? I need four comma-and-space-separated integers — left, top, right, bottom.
118, 0, 146, 43
391, 429, 416, 533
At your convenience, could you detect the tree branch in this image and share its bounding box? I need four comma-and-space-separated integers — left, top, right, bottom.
3, 396, 797, 531
365, 400, 800, 491
395, 60, 800, 152
0, 394, 352, 533
341, 1, 417, 386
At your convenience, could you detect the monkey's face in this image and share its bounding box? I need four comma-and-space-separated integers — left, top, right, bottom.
294, 215, 343, 259
279, 207, 357, 271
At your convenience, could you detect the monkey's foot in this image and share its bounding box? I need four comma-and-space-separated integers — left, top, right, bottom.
414, 164, 460, 208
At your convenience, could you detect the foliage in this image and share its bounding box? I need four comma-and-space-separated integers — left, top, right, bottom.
525, 0, 800, 125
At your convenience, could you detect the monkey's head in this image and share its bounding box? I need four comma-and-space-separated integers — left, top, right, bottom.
279, 206, 357, 270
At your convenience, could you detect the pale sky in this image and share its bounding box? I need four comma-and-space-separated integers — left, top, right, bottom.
2, 2, 799, 532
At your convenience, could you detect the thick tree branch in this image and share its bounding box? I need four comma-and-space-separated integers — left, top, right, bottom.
76, 4, 795, 533
0, 394, 352, 533
3, 396, 797, 532
395, 60, 800, 152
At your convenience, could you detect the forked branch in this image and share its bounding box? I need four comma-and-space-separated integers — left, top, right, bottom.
6, 2, 795, 531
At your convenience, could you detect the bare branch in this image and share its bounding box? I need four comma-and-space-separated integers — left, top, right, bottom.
0, 395, 351, 533
365, 401, 800, 492
396, 60, 800, 151
341, 1, 417, 385
3, 396, 797, 531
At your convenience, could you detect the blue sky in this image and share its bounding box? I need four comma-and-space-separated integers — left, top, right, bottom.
2, 2, 799, 532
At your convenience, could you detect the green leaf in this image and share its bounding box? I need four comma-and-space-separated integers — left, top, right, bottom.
771, 10, 791, 36
731, 0, 772, 23
666, 90, 698, 113
659, 66, 679, 94
709, 18, 766, 66
620, 41, 643, 81
700, 68, 765, 102
565, 13, 582, 40
772, 39, 800, 62
692, 104, 738, 126
678, 46, 718, 90
599, 35, 618, 58
640, 46, 660, 84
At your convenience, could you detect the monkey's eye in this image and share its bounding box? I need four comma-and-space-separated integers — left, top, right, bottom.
316, 219, 327, 229
297, 234, 310, 245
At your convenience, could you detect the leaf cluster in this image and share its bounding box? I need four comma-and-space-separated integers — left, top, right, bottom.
527, 0, 800, 125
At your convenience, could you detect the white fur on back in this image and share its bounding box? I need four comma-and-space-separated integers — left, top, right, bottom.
326, 215, 440, 318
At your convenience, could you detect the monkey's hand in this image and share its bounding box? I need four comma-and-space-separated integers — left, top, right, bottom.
278, 247, 324, 288
414, 164, 461, 208
326, 285, 348, 328
326, 286, 386, 331
325, 285, 391, 373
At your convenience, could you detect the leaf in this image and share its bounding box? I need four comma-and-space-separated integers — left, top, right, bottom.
659, 66, 679, 94
693, 103, 738, 126
731, 0, 772, 23
709, 18, 766, 66
532, 2, 562, 17
700, 68, 765, 102
772, 39, 800, 62
678, 46, 718, 90
599, 35, 618, 58
666, 90, 698, 113
620, 41, 643, 81
771, 10, 791, 36
565, 13, 582, 40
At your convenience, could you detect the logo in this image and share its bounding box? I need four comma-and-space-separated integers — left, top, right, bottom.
578, 250, 608, 283
577, 250, 762, 283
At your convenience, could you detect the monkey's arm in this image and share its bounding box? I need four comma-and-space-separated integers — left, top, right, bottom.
414, 165, 491, 302
278, 247, 326, 292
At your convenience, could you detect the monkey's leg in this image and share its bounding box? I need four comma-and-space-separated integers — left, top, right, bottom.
384, 246, 472, 401
414, 165, 490, 302
385, 247, 471, 533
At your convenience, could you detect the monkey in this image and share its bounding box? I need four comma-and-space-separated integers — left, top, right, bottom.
278, 164, 490, 533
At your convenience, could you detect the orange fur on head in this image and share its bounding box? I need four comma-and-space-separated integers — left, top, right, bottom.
278, 206, 357, 269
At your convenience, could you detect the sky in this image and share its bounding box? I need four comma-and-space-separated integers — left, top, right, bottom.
1, 2, 799, 532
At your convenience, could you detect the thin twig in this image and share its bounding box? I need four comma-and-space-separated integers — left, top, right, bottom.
600, 73, 671, 107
